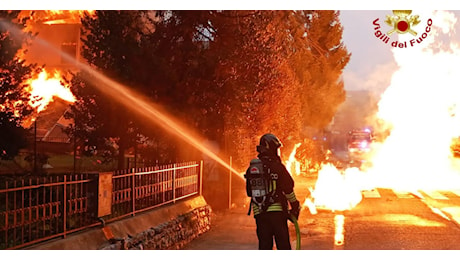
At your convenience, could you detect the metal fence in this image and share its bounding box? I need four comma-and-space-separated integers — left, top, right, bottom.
0, 161, 202, 250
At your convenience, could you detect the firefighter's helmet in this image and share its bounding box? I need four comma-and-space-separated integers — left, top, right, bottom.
256, 133, 282, 155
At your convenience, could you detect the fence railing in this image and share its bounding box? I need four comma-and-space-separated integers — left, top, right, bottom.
0, 161, 202, 250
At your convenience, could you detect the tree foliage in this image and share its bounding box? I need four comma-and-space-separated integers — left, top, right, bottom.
70, 10, 350, 170
0, 11, 36, 160
68, 11, 161, 169
301, 11, 350, 130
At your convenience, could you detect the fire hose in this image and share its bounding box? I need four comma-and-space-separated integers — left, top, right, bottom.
289, 214, 301, 250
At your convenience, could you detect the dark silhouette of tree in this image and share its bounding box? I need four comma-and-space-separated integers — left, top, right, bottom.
138, 11, 219, 148
69, 11, 159, 169
0, 11, 36, 160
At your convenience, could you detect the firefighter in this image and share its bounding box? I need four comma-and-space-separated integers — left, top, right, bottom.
245, 133, 301, 250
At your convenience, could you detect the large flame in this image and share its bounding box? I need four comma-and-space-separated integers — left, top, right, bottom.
16, 11, 86, 115
303, 10, 460, 212
27, 69, 75, 113
368, 10, 460, 191
19, 10, 95, 27
366, 10, 460, 191
285, 143, 302, 175
311, 164, 364, 211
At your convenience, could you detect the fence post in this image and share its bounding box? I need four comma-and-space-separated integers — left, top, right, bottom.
199, 160, 203, 196
173, 163, 176, 203
73, 131, 77, 174
132, 169, 136, 216
5, 181, 8, 246
63, 175, 67, 238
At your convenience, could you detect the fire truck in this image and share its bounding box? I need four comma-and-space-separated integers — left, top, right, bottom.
347, 129, 373, 158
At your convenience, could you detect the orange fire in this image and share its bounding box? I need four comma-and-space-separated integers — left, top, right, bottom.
364, 10, 460, 191
16, 10, 90, 116
301, 10, 460, 212
19, 10, 95, 26
26, 69, 75, 113
308, 163, 364, 211
285, 143, 302, 175
42, 11, 95, 25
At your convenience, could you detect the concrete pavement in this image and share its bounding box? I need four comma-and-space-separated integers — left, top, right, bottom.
183, 174, 325, 250
182, 207, 259, 250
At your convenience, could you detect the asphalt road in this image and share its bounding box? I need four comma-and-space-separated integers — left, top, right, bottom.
183, 175, 460, 250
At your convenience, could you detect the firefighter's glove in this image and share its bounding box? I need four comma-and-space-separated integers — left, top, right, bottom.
289, 200, 301, 221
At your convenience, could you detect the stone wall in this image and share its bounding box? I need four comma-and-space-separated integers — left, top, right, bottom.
100, 205, 211, 250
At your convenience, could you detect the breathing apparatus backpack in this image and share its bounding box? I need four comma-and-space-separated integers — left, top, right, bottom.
244, 158, 278, 215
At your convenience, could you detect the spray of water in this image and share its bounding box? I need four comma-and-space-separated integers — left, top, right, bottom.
0, 19, 243, 179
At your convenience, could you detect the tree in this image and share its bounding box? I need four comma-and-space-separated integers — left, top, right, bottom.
0, 11, 36, 160
196, 11, 306, 168
300, 10, 351, 130
205, 11, 350, 168
137, 11, 220, 142
68, 10, 160, 169
69, 10, 350, 172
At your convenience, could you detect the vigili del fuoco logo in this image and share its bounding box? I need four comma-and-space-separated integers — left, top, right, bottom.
373, 10, 433, 48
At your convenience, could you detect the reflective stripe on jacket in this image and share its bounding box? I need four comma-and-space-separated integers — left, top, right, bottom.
252, 191, 298, 216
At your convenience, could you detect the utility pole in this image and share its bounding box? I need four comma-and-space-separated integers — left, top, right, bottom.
228, 156, 232, 209
134, 140, 138, 169
73, 126, 77, 174
73, 111, 77, 174
34, 120, 37, 174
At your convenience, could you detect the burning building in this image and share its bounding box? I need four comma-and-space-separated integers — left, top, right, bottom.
17, 11, 92, 155
19, 10, 91, 110
22, 11, 83, 73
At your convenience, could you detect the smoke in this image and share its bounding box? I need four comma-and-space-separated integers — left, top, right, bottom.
340, 10, 397, 95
